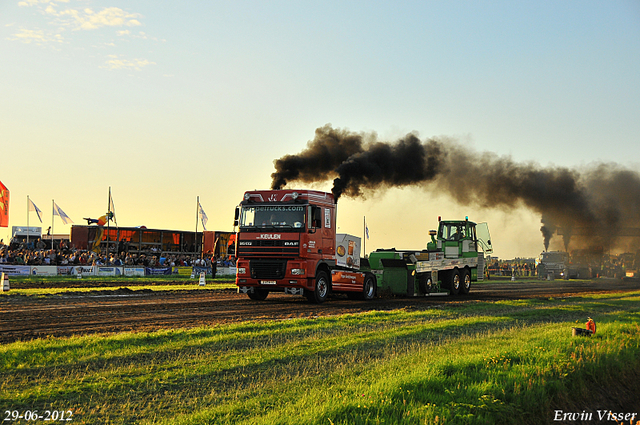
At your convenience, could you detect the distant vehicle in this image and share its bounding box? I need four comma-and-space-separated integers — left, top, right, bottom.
567, 247, 602, 279
538, 250, 594, 279
623, 250, 640, 280
537, 251, 569, 279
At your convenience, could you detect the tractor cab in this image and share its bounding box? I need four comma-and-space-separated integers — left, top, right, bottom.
427, 218, 492, 258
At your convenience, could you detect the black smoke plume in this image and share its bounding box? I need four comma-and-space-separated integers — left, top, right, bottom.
271, 125, 640, 251
540, 216, 556, 251
270, 125, 365, 191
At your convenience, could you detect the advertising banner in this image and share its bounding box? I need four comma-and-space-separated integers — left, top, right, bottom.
96, 267, 123, 277
220, 267, 237, 276
57, 266, 75, 275
173, 266, 193, 276
29, 266, 58, 276
124, 267, 145, 277
193, 266, 211, 276
0, 180, 8, 228
0, 265, 31, 276
71, 266, 95, 276
145, 267, 172, 275
335, 233, 361, 269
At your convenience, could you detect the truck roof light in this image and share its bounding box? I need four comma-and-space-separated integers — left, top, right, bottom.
244, 193, 251, 201
438, 216, 441, 222
465, 216, 468, 221
292, 192, 299, 200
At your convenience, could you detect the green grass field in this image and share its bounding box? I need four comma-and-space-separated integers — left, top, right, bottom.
1, 291, 639, 424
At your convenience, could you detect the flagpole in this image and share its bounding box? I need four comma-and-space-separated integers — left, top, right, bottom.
52, 199, 55, 249
363, 216, 366, 257
106, 187, 111, 257
195, 196, 199, 256
26, 196, 30, 248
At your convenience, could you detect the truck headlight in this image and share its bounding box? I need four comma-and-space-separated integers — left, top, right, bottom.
290, 268, 306, 276
237, 267, 247, 275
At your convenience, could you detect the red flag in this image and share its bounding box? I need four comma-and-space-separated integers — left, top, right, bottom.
0, 181, 9, 228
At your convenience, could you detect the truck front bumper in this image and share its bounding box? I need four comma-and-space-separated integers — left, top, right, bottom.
237, 285, 305, 295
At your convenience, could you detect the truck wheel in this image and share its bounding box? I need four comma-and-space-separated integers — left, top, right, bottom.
449, 269, 461, 295
418, 274, 433, 294
306, 271, 329, 303
362, 274, 376, 300
460, 269, 471, 295
247, 288, 269, 301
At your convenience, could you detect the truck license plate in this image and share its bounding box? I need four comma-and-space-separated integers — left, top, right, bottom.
260, 280, 276, 285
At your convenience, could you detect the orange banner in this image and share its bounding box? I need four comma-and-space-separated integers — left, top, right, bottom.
0, 181, 9, 228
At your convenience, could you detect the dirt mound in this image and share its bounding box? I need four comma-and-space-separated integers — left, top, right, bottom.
52, 287, 155, 297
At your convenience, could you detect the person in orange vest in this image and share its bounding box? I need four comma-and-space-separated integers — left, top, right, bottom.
586, 317, 596, 335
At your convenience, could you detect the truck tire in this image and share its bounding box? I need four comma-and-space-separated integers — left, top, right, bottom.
449, 269, 461, 296
306, 271, 329, 303
247, 288, 269, 301
362, 274, 376, 300
418, 274, 433, 294
460, 268, 471, 295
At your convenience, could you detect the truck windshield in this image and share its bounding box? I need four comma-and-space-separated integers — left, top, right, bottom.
439, 223, 465, 240
239, 205, 306, 229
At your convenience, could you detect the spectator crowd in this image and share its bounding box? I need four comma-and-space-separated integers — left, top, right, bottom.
0, 238, 235, 269
486, 260, 537, 278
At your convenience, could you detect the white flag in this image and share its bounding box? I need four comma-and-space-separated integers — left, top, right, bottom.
53, 202, 74, 225
28, 198, 43, 223
108, 191, 117, 225
198, 202, 208, 231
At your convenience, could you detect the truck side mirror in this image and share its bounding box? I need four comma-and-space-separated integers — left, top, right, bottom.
233, 207, 240, 227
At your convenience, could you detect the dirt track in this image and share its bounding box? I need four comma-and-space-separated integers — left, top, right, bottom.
2, 278, 639, 344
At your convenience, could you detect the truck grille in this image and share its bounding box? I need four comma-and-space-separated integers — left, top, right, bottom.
250, 259, 287, 279
238, 240, 300, 257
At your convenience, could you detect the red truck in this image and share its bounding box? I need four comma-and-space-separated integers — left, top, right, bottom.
233, 189, 376, 303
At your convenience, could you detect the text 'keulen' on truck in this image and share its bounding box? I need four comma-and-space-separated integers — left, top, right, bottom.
233, 189, 493, 303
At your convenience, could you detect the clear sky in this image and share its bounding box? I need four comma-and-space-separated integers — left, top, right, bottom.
2, 0, 639, 259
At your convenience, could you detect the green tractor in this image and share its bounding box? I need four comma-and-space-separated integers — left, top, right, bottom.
365, 217, 492, 296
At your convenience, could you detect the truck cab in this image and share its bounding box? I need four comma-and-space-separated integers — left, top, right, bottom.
234, 189, 376, 303
427, 218, 492, 258
537, 251, 569, 279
